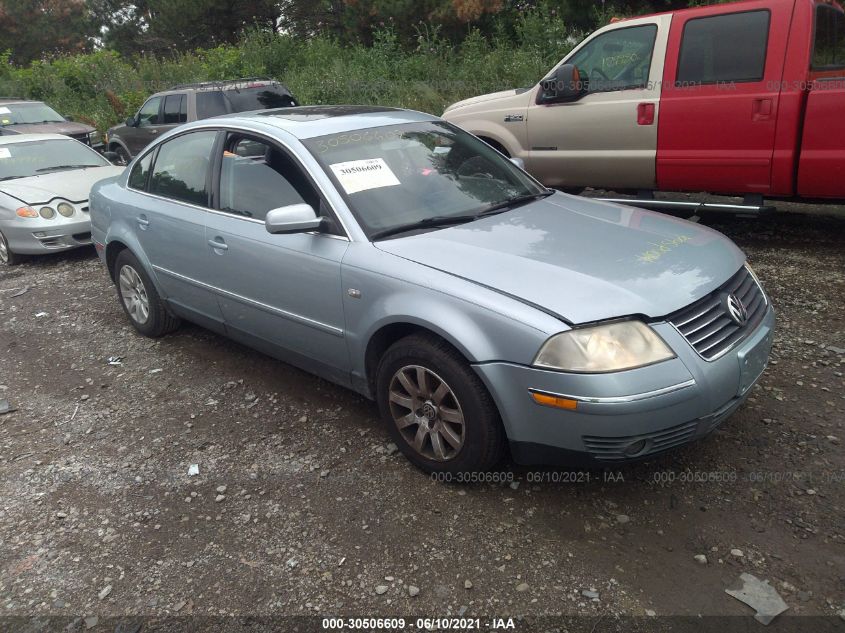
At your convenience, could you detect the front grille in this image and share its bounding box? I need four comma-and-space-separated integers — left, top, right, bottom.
668, 266, 767, 360
70, 133, 90, 145
583, 420, 699, 462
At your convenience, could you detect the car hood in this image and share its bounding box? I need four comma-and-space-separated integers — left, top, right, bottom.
1, 121, 94, 135
375, 193, 746, 324
444, 88, 530, 113
0, 166, 125, 205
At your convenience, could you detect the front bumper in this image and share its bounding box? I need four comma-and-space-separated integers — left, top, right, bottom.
474, 305, 775, 467
2, 214, 93, 255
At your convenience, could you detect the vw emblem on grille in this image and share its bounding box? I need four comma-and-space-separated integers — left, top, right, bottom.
723, 293, 748, 326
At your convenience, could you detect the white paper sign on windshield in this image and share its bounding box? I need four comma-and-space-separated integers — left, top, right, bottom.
0, 107, 10, 114
0, 148, 11, 159
329, 158, 400, 195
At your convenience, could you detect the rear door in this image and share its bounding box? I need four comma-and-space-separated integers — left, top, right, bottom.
129, 129, 224, 329
657, 3, 791, 194
797, 2, 845, 198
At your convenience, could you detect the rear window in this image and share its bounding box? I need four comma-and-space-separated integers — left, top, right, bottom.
813, 4, 845, 70
195, 84, 297, 119
677, 11, 770, 84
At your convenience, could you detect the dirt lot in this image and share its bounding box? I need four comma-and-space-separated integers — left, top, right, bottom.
0, 205, 844, 632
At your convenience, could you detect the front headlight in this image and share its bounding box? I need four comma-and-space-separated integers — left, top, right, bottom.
88, 130, 100, 144
534, 320, 675, 373
57, 202, 74, 217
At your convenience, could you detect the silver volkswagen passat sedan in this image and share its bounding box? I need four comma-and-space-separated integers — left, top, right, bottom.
90, 106, 774, 474
0, 134, 123, 265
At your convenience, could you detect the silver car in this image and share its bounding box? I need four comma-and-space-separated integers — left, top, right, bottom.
0, 134, 123, 265
89, 106, 775, 474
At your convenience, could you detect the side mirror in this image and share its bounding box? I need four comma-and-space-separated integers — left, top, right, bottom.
509, 157, 526, 170
538, 64, 587, 104
103, 151, 121, 164
125, 116, 137, 127
265, 203, 323, 235
64, 114, 75, 122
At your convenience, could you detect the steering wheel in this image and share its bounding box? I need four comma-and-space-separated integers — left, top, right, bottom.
457, 157, 496, 180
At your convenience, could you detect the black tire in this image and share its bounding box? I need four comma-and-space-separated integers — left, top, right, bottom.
113, 146, 131, 166
113, 250, 180, 337
0, 230, 24, 266
376, 333, 506, 474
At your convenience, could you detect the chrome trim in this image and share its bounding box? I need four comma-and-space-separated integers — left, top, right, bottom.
529, 379, 696, 405
125, 123, 356, 239
151, 265, 344, 337
668, 265, 768, 362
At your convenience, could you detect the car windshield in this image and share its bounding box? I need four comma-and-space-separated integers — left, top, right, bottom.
303, 121, 548, 239
195, 83, 297, 119
0, 139, 108, 180
0, 102, 65, 126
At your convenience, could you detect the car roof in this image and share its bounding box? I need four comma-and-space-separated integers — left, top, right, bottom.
0, 98, 42, 106
0, 133, 75, 145
217, 105, 440, 140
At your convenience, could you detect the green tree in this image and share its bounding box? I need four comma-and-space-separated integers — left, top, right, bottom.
0, 0, 95, 64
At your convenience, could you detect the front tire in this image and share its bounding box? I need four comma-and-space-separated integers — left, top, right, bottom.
113, 146, 131, 166
114, 250, 180, 337
376, 333, 506, 474
0, 230, 24, 266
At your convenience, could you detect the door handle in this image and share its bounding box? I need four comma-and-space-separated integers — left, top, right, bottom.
137, 216, 150, 229
637, 102, 655, 126
208, 238, 228, 251
752, 98, 773, 121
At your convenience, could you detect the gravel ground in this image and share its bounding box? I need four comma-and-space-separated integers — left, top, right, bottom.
0, 204, 843, 632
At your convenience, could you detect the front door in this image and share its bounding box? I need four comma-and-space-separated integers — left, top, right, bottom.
127, 96, 163, 156
657, 3, 790, 194
203, 133, 350, 383
526, 16, 670, 190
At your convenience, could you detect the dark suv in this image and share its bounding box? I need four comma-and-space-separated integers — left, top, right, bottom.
104, 78, 298, 164
0, 98, 102, 149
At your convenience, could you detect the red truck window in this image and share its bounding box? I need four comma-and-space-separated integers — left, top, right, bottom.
813, 4, 845, 70
676, 10, 770, 84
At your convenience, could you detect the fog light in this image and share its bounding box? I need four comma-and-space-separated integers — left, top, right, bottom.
40, 206, 55, 219
623, 439, 649, 457
34, 231, 46, 237
530, 391, 578, 411
57, 202, 74, 217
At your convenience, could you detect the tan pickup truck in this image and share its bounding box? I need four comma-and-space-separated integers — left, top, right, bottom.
442, 0, 845, 211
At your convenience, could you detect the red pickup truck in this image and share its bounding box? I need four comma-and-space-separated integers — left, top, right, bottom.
443, 0, 845, 212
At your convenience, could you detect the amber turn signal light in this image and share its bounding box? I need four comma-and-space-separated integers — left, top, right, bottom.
530, 391, 578, 411
16, 206, 38, 218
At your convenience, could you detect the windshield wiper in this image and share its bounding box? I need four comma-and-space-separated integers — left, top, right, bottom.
477, 191, 554, 216
370, 191, 554, 241
35, 164, 96, 174
0, 175, 22, 181
370, 214, 481, 240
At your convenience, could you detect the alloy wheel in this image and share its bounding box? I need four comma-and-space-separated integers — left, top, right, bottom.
119, 264, 150, 324
388, 365, 465, 462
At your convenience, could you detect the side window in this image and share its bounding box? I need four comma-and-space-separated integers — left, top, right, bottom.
677, 11, 770, 84
128, 151, 153, 190
219, 135, 319, 222
813, 5, 845, 70
148, 130, 217, 206
163, 94, 186, 124
137, 97, 162, 127
568, 25, 657, 92
195, 92, 228, 119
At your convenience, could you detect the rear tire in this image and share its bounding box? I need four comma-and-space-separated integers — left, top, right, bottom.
114, 250, 180, 337
376, 333, 506, 475
0, 230, 24, 266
